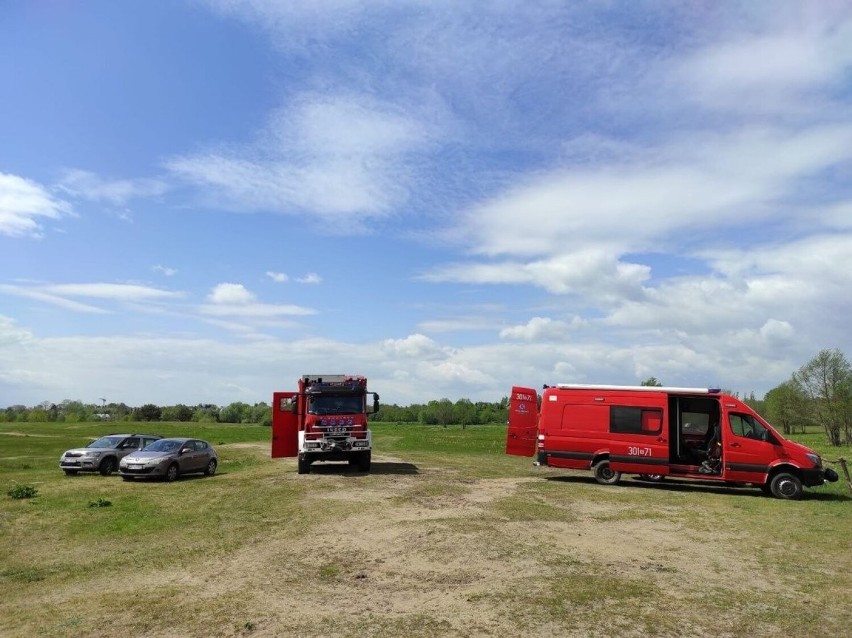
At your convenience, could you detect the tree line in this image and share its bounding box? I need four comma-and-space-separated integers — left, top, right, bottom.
3, 349, 850, 446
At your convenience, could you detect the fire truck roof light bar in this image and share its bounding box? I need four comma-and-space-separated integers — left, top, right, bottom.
553, 383, 722, 394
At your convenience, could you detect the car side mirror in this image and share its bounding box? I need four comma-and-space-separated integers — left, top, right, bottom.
179, 447, 190, 455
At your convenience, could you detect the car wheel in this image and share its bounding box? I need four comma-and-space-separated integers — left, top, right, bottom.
770, 472, 803, 500
99, 457, 117, 476
63, 470, 78, 476
593, 460, 621, 485
204, 459, 217, 476
165, 463, 179, 482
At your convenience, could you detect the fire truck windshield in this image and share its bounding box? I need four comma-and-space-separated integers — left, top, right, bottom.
308, 395, 364, 415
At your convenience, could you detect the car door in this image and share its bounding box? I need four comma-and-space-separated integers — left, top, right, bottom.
180, 440, 202, 472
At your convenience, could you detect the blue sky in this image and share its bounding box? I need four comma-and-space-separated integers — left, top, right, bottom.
2, 1, 851, 408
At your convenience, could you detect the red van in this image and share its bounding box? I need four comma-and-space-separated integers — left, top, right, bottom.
506, 383, 838, 499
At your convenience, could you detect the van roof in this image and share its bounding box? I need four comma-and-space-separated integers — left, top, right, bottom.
553, 383, 722, 394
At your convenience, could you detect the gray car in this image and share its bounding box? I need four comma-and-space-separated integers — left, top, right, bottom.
119, 437, 218, 482
60, 433, 162, 476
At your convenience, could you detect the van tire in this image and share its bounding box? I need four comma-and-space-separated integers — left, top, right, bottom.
769, 472, 803, 500
638, 474, 664, 482
593, 460, 621, 485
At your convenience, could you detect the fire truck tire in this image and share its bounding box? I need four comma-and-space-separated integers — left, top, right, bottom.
769, 472, 803, 500
357, 451, 371, 472
297, 455, 310, 474
593, 460, 621, 485
99, 457, 117, 476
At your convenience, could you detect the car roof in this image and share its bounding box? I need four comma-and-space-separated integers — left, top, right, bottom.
104, 433, 163, 438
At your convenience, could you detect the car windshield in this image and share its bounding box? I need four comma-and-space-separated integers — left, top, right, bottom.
143, 439, 182, 453
88, 436, 124, 449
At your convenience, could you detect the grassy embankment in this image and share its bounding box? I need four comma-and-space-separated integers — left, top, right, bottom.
0, 421, 850, 637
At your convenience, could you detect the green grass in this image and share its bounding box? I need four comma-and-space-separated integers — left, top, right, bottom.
1, 421, 850, 637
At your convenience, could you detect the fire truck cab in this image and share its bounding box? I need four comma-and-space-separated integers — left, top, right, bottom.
272, 375, 379, 474
506, 383, 838, 499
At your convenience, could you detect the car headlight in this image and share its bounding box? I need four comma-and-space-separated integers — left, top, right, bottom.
83, 451, 102, 457
805, 453, 821, 467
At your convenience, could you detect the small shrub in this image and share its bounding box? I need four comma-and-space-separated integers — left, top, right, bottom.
88, 498, 112, 508
8, 484, 38, 500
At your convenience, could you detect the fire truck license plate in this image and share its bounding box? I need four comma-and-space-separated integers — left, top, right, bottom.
328, 427, 347, 434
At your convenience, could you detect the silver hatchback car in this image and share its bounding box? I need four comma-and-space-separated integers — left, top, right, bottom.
119, 437, 218, 482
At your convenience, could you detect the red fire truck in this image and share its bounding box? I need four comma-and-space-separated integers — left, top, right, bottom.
506, 383, 838, 499
272, 375, 379, 474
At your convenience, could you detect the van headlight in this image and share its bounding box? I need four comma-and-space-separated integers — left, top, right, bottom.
805, 453, 821, 467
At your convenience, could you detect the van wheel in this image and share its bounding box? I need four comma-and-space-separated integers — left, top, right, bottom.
593, 460, 621, 485
638, 474, 664, 482
770, 472, 803, 500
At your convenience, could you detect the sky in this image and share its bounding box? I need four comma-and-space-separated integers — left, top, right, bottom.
2, 1, 852, 408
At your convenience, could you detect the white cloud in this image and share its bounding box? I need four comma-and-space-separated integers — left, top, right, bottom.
207, 283, 256, 305
57, 169, 168, 205
296, 272, 322, 284
0, 172, 72, 238
499, 316, 583, 341
153, 265, 178, 277
201, 283, 314, 318
166, 93, 433, 225
266, 271, 289, 283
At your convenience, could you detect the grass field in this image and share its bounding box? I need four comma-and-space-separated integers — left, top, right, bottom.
1, 421, 850, 637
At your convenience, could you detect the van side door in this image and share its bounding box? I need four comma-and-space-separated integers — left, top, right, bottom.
608, 404, 670, 477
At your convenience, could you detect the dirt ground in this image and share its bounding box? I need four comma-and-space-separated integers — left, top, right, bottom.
155, 450, 799, 637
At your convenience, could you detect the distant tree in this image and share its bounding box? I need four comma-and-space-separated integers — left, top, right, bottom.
161, 404, 193, 422
764, 381, 808, 435
640, 377, 663, 387
251, 402, 272, 426
454, 398, 478, 429
220, 402, 251, 424
792, 349, 852, 446
192, 404, 220, 423
135, 404, 162, 422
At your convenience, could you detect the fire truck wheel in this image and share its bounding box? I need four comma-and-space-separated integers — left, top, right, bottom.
297, 455, 310, 475
769, 472, 803, 500
99, 457, 117, 476
357, 451, 371, 472
593, 460, 621, 485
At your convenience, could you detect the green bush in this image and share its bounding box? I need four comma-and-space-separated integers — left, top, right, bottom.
8, 484, 39, 499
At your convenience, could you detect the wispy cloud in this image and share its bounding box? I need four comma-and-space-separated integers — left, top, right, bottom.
57, 169, 169, 206
200, 283, 315, 318
0, 172, 72, 238
153, 265, 178, 277
266, 271, 288, 283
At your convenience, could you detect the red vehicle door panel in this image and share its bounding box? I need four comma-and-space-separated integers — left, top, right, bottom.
272, 392, 299, 458
506, 386, 538, 457
723, 411, 774, 484
607, 405, 670, 476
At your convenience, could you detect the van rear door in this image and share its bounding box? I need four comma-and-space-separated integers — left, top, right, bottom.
506, 386, 538, 457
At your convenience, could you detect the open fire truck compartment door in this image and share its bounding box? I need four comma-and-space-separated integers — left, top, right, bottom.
272, 391, 299, 458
